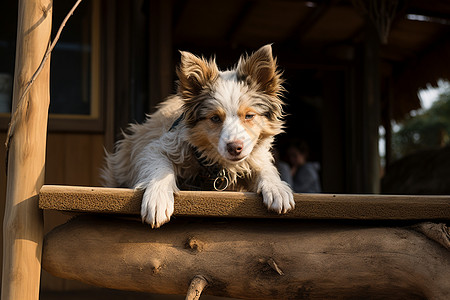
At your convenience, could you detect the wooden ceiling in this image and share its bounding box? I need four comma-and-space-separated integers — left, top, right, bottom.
171, 0, 449, 64
170, 0, 450, 118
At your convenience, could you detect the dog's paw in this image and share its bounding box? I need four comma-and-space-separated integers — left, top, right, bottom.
259, 181, 295, 214
140, 185, 175, 228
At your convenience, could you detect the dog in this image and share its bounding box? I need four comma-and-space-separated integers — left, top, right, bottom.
102, 44, 295, 228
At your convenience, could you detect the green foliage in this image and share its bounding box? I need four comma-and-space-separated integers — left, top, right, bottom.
392, 86, 450, 159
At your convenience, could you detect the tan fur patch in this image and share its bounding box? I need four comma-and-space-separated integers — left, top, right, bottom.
189, 118, 222, 153
177, 52, 219, 99
206, 108, 226, 124
237, 105, 262, 141
236, 45, 284, 97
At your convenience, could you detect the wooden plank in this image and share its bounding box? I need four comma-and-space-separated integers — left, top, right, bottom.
39, 185, 450, 220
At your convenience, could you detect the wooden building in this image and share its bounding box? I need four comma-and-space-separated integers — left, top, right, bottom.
0, 0, 449, 296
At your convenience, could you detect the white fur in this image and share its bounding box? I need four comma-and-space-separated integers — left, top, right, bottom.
218, 116, 252, 161
102, 45, 295, 228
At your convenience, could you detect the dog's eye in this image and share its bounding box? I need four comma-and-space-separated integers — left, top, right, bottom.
210, 115, 221, 123
245, 113, 255, 120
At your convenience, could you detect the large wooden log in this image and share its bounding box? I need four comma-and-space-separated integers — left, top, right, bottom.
2, 0, 52, 299
42, 216, 450, 299
39, 185, 450, 220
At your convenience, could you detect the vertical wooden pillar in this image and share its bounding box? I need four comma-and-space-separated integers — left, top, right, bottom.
148, 0, 173, 112
104, 0, 117, 151
348, 18, 381, 193
2, 0, 52, 299
383, 77, 393, 171
114, 0, 132, 137
322, 70, 346, 193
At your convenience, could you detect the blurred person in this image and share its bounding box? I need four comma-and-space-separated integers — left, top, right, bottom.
282, 139, 321, 193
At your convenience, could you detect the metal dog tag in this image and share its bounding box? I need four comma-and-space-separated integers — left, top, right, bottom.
213, 169, 229, 191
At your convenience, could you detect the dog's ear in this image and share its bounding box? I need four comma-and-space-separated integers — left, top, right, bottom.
236, 44, 283, 97
177, 51, 219, 98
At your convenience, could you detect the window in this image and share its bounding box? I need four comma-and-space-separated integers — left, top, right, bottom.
0, 0, 102, 131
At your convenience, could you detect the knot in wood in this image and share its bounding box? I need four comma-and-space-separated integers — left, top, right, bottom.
185, 237, 204, 252
148, 258, 162, 274
41, 2, 52, 16
258, 257, 285, 276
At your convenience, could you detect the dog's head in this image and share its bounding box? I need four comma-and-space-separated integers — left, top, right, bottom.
177, 44, 285, 165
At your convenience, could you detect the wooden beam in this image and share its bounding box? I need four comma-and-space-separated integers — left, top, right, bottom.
283, 0, 333, 47
103, 0, 117, 152
148, 0, 173, 112
2, 0, 52, 299
39, 185, 450, 220
42, 216, 450, 299
348, 18, 381, 193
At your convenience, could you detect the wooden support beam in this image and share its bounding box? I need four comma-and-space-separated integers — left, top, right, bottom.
39, 185, 450, 220
148, 0, 173, 112
283, 0, 333, 47
348, 18, 381, 193
2, 0, 52, 299
42, 216, 450, 299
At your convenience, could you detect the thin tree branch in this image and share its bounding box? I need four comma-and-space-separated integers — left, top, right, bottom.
5, 0, 83, 165
185, 275, 209, 300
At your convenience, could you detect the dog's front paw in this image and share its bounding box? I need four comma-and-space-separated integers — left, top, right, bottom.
259, 181, 295, 214
141, 185, 175, 228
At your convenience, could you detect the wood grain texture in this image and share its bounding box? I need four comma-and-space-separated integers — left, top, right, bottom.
39, 185, 450, 220
2, 0, 52, 299
42, 216, 450, 299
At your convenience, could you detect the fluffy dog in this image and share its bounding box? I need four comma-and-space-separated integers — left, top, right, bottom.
102, 44, 294, 228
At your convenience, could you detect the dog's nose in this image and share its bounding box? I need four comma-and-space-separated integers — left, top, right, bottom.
227, 141, 244, 156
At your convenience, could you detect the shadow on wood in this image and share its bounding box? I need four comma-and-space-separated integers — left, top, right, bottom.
42, 216, 450, 299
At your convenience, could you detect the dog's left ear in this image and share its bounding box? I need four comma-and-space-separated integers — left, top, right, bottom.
236, 44, 283, 97
177, 51, 219, 99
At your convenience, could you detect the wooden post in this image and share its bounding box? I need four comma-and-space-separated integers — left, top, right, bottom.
148, 0, 173, 112
2, 0, 52, 299
349, 18, 381, 193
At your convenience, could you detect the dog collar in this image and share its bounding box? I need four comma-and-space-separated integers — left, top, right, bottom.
169, 112, 185, 131
193, 147, 229, 191
169, 115, 229, 191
